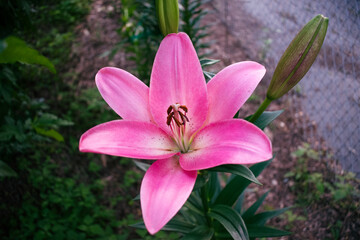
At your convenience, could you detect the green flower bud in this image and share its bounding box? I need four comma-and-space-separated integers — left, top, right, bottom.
156, 0, 179, 36
267, 14, 328, 100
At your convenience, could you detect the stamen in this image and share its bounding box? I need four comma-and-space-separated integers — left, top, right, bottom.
166, 103, 190, 153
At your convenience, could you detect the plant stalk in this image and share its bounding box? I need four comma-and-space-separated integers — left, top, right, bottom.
201, 183, 212, 228
248, 97, 272, 123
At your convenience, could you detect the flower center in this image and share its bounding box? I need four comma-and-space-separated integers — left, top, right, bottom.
166, 103, 190, 153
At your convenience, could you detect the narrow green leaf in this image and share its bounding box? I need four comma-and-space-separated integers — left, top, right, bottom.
207, 172, 221, 203
234, 192, 245, 213
203, 71, 215, 80
215, 158, 272, 206
208, 164, 261, 185
0, 36, 56, 73
133, 160, 150, 172
209, 205, 249, 240
181, 225, 214, 240
242, 191, 269, 220
35, 127, 64, 142
245, 110, 284, 130
0, 161, 17, 177
246, 207, 290, 226
247, 225, 291, 237
133, 194, 140, 201
200, 58, 220, 67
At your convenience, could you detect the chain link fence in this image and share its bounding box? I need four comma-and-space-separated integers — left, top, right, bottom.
210, 0, 360, 177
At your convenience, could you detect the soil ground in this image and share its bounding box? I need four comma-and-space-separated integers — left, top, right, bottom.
72, 0, 360, 239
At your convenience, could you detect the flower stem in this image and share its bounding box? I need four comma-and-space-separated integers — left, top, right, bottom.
201, 183, 212, 228
248, 96, 272, 123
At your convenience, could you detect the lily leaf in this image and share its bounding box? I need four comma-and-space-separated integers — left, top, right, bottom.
181, 225, 214, 240
242, 191, 269, 220
209, 205, 249, 240
131, 218, 195, 234
0, 36, 56, 73
203, 71, 215, 80
245, 110, 283, 130
247, 225, 291, 238
133, 160, 150, 172
200, 58, 220, 67
214, 158, 272, 206
245, 207, 290, 226
208, 164, 261, 185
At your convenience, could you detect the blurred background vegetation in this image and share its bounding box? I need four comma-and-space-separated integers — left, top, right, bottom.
0, 0, 208, 239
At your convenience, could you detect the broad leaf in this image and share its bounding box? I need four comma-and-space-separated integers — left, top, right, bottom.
0, 161, 17, 177
246, 110, 284, 130
35, 127, 64, 142
214, 158, 272, 206
247, 225, 291, 238
0, 36, 56, 73
209, 205, 249, 240
208, 164, 261, 185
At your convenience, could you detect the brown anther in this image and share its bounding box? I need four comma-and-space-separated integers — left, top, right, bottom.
179, 112, 189, 125
166, 104, 189, 128
166, 112, 174, 126
179, 105, 188, 113
167, 105, 173, 115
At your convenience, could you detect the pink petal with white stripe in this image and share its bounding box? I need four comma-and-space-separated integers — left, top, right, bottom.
79, 120, 177, 159
149, 33, 208, 135
96, 67, 152, 122
180, 119, 272, 171
206, 61, 266, 123
141, 157, 197, 234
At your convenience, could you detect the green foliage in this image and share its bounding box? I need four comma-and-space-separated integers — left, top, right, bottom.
285, 143, 360, 207
116, 0, 162, 82
4, 157, 122, 240
180, 0, 210, 57
0, 36, 56, 73
115, 0, 210, 83
0, 1, 142, 239
280, 210, 306, 230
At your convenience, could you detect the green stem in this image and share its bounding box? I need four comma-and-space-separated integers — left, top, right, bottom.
248, 97, 272, 123
201, 183, 212, 228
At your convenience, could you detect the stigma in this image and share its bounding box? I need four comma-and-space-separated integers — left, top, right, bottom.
166, 103, 190, 152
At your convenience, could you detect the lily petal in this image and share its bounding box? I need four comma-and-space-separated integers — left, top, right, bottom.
96, 67, 152, 122
79, 120, 177, 159
149, 32, 208, 135
141, 157, 197, 235
180, 119, 272, 171
206, 61, 266, 124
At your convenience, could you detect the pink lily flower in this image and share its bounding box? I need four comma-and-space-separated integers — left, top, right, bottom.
79, 32, 272, 234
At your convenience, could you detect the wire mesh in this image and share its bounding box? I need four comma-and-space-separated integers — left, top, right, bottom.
210, 0, 360, 177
